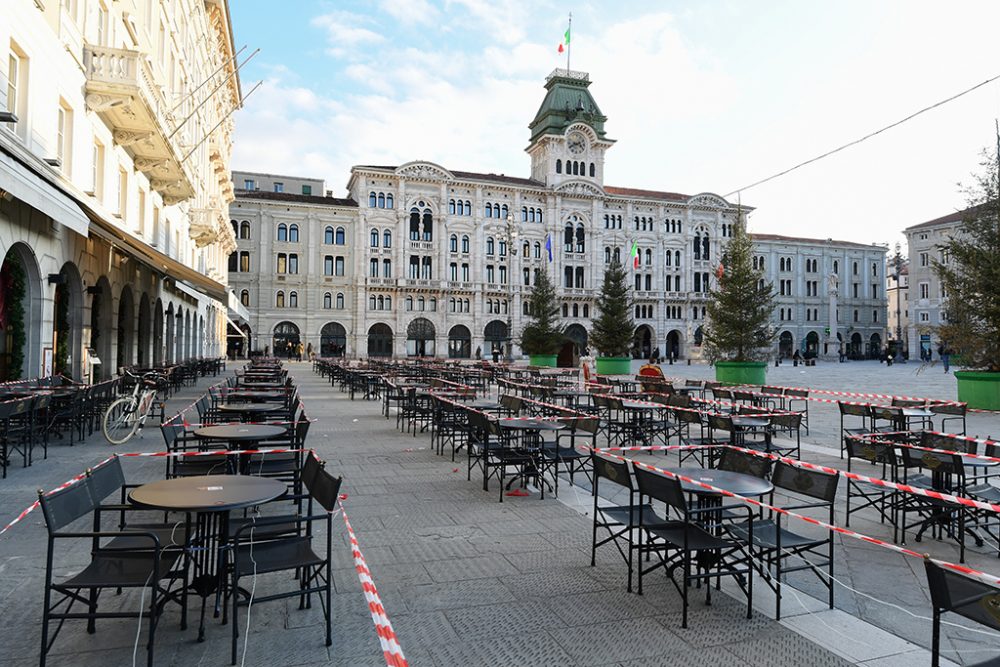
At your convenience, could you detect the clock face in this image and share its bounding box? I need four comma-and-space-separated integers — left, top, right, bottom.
567, 132, 586, 154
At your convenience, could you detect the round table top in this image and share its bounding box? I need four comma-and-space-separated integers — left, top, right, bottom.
218, 404, 282, 414
663, 467, 774, 497
241, 381, 285, 389
498, 418, 566, 431
130, 474, 287, 512
463, 399, 502, 410
229, 390, 286, 400
620, 400, 662, 411
553, 389, 591, 397
194, 424, 287, 440
902, 407, 934, 417
732, 416, 769, 428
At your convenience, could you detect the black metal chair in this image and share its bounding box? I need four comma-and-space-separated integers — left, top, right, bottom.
930, 402, 967, 435
540, 416, 598, 494
590, 454, 664, 593
924, 558, 1000, 667
838, 401, 872, 459
785, 388, 809, 434
844, 436, 898, 528
230, 464, 343, 664
38, 476, 182, 667
728, 461, 839, 619
897, 446, 971, 562
632, 463, 755, 628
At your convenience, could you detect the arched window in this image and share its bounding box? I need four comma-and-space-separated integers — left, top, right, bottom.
486, 237, 495, 255
289, 291, 298, 308
422, 210, 433, 241
277, 223, 287, 242
528, 208, 535, 223
572, 303, 579, 317
370, 258, 378, 277
523, 302, 530, 315
377, 193, 385, 208
386, 194, 393, 209
521, 206, 528, 221
562, 303, 569, 316
589, 163, 595, 177
583, 304, 590, 317
323, 292, 332, 309
275, 291, 285, 308
492, 204, 500, 218
604, 247, 611, 263
429, 297, 436, 311
538, 209, 543, 223
240, 221, 251, 239
324, 226, 334, 244
289, 224, 299, 242
693, 233, 701, 260
368, 192, 377, 207
675, 250, 681, 267
556, 159, 562, 174
370, 229, 379, 247
613, 247, 621, 263
288, 253, 298, 274
702, 235, 710, 261
377, 296, 384, 310
369, 295, 377, 310
575, 224, 585, 253
336, 292, 344, 309
335, 227, 345, 245
500, 204, 508, 219
383, 230, 391, 248
240, 289, 249, 306
230, 219, 239, 236
410, 208, 421, 240
461, 235, 470, 253
228, 252, 238, 272
385, 295, 392, 310
644, 248, 652, 266
533, 242, 541, 259
383, 259, 391, 277
564, 224, 573, 252
463, 200, 470, 216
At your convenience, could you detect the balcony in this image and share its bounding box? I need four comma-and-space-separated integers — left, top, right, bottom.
365, 277, 395, 287
408, 240, 435, 251
83, 45, 194, 204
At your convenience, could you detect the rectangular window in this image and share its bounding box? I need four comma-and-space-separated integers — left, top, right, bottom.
324, 256, 333, 276
151, 205, 160, 244
486, 265, 495, 283
276, 254, 286, 274
873, 310, 879, 323
96, 2, 109, 46
289, 254, 298, 274
871, 284, 878, 299
239, 252, 250, 273
335, 256, 344, 276
919, 282, 929, 299
919, 252, 928, 267
301, 184, 312, 195
91, 140, 105, 200
117, 168, 128, 217
137, 189, 146, 235
243, 179, 254, 190
56, 102, 73, 175
462, 263, 469, 282
273, 182, 284, 193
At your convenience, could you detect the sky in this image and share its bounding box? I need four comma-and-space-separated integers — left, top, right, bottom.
229, 0, 1000, 251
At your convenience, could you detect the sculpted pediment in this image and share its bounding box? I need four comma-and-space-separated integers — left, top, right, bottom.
688, 192, 730, 209
395, 161, 453, 181
555, 180, 605, 198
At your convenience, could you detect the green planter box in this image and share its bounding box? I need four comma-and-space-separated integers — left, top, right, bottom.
715, 361, 767, 386
529, 354, 557, 367
595, 357, 632, 375
956, 370, 1000, 411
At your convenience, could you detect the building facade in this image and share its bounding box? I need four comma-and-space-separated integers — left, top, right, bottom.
0, 0, 239, 382
230, 69, 887, 361
903, 209, 964, 359
887, 261, 909, 355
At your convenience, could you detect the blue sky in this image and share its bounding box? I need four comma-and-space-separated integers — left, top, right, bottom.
230, 0, 1000, 247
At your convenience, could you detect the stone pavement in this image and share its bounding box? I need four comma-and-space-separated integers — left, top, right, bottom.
0, 360, 997, 666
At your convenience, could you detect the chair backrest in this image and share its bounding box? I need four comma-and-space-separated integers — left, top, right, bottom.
930, 402, 967, 417
762, 385, 784, 397
920, 431, 971, 453
870, 405, 902, 422
768, 411, 802, 431
674, 407, 701, 426
295, 418, 311, 446
772, 461, 839, 502
717, 447, 772, 479
88, 455, 126, 502
785, 388, 808, 399
707, 413, 733, 433
499, 394, 523, 414
667, 393, 692, 409
592, 454, 633, 491
160, 422, 184, 449
632, 464, 687, 514
685, 379, 703, 388
305, 466, 343, 513
0, 399, 21, 421
301, 452, 323, 491
839, 401, 870, 418
846, 436, 897, 466
924, 559, 1000, 634
39, 477, 96, 534
892, 398, 926, 408
900, 445, 963, 478
713, 388, 733, 400
732, 390, 756, 403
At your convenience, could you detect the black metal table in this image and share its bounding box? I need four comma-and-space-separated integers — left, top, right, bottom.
217, 403, 283, 421
497, 419, 565, 496
130, 474, 287, 640
226, 390, 287, 403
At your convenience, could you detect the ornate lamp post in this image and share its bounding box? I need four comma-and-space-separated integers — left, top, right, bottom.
892, 242, 904, 359
490, 213, 519, 361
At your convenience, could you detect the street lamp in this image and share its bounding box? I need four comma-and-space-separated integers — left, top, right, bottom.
892, 242, 904, 359
491, 213, 519, 361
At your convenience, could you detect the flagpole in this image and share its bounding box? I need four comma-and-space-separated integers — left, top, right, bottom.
566, 13, 572, 71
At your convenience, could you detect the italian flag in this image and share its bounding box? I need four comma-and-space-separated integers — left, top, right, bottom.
558, 26, 570, 53
630, 241, 639, 269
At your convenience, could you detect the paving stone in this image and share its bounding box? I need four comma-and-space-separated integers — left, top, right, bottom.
444, 598, 566, 638
423, 554, 520, 582
397, 578, 516, 613
429, 630, 575, 667
551, 616, 688, 665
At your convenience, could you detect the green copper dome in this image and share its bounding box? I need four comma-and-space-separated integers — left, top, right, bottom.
528, 69, 609, 143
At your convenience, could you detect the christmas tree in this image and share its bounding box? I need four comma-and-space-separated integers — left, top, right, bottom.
703, 213, 776, 362
935, 147, 1000, 370
590, 258, 635, 357
518, 267, 565, 355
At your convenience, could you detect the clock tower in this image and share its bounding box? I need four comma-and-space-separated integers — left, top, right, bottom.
527, 69, 615, 187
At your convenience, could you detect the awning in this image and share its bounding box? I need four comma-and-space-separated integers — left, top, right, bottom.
84, 207, 228, 303
226, 314, 247, 340
0, 152, 90, 237
227, 289, 250, 322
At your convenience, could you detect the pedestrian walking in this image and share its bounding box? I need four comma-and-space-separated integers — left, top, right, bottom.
792, 349, 801, 367
297, 342, 304, 362
939, 344, 951, 373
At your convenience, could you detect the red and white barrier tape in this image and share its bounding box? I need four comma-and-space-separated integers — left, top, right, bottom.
339, 499, 408, 667
593, 449, 1000, 587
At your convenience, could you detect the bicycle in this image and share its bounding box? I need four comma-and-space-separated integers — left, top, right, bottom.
102, 370, 167, 445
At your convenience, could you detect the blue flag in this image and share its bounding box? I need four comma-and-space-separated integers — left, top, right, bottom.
545, 235, 552, 262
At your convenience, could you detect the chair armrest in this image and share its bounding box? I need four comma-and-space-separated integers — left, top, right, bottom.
232, 513, 332, 539
688, 504, 753, 518
55, 530, 162, 549
779, 500, 833, 511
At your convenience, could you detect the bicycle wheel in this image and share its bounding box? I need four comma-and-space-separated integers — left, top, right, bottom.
103, 397, 141, 445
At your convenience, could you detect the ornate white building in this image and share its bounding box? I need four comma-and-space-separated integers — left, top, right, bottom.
0, 0, 239, 381
229, 69, 887, 362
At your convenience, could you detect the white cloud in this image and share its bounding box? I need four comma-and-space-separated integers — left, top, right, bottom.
311, 11, 384, 58
379, 0, 439, 25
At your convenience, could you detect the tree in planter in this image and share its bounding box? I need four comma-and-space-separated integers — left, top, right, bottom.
1, 255, 26, 381
519, 267, 564, 356
590, 258, 635, 358
934, 147, 1000, 370
703, 214, 776, 362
